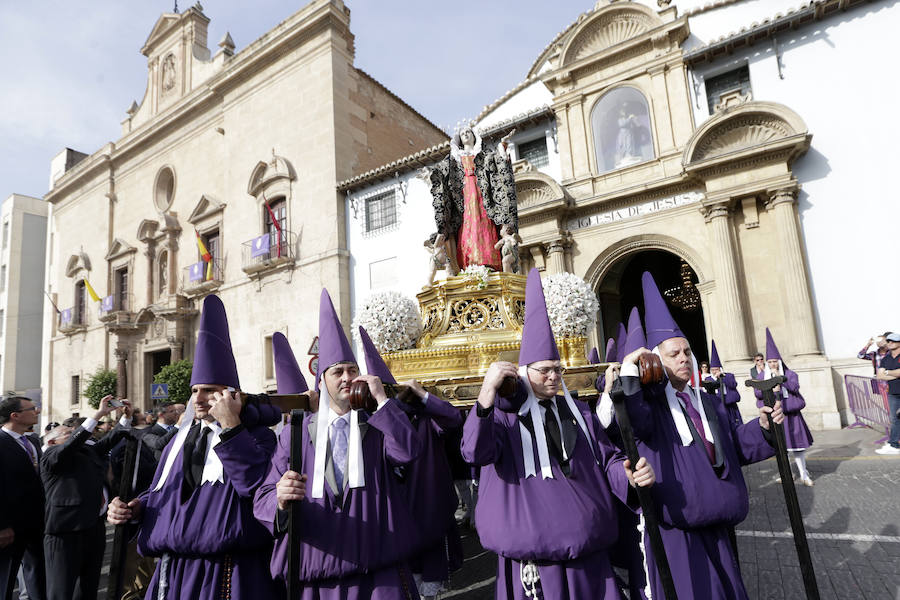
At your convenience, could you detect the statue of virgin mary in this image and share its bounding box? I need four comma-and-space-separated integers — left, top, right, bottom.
421, 125, 518, 272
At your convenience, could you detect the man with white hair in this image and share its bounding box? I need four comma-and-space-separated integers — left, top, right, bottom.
617, 272, 784, 600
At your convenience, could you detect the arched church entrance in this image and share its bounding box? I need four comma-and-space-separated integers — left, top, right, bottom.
596, 249, 708, 361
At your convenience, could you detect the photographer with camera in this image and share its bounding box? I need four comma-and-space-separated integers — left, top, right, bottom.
41, 395, 132, 600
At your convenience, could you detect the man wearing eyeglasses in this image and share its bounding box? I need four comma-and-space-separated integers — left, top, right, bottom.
462, 270, 654, 599
0, 395, 46, 600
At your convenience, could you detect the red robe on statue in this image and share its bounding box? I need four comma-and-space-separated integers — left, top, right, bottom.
456, 154, 501, 270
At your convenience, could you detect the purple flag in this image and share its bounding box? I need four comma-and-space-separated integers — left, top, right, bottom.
101, 295, 114, 312
60, 308, 72, 324
251, 233, 270, 258
189, 261, 204, 282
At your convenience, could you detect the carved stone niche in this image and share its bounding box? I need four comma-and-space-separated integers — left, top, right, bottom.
514, 170, 569, 215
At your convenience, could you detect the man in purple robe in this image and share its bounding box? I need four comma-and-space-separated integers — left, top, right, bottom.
462, 269, 655, 599
709, 339, 743, 428
754, 328, 814, 485
108, 294, 280, 599
253, 289, 422, 599
617, 272, 784, 600
359, 326, 463, 599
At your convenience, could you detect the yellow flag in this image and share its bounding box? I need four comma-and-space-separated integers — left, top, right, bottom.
206, 260, 214, 281
84, 279, 101, 302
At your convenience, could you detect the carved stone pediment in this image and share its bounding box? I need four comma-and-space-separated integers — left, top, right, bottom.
248, 153, 297, 197
684, 101, 810, 166
188, 195, 225, 225
515, 171, 569, 213
65, 252, 91, 278
106, 238, 137, 261
137, 219, 159, 243
561, 4, 662, 66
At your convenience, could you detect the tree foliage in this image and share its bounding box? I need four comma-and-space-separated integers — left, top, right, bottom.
153, 359, 193, 406
84, 366, 117, 409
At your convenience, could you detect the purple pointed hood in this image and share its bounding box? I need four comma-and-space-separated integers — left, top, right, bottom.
709, 339, 722, 368
765, 328, 783, 362
518, 269, 560, 365
604, 338, 616, 363
190, 294, 240, 389
614, 323, 627, 362
359, 326, 397, 385
315, 288, 357, 391
272, 332, 309, 394
588, 347, 600, 365
642, 271, 685, 350
622, 307, 646, 358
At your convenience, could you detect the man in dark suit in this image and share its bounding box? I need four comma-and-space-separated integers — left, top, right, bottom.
41, 396, 132, 600
140, 402, 183, 460
0, 395, 46, 600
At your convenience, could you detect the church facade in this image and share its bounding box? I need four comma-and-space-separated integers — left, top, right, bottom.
40, 1, 445, 420
341, 0, 897, 429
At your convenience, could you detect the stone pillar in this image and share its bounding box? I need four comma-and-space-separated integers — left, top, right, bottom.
144, 243, 156, 303
528, 246, 546, 272
547, 240, 568, 274
114, 347, 128, 400
768, 187, 821, 355
166, 234, 178, 295
167, 336, 183, 363
566, 96, 592, 179
703, 202, 750, 358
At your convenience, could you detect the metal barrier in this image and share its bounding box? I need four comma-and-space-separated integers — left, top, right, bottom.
844, 374, 891, 442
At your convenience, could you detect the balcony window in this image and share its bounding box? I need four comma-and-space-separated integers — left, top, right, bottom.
365, 191, 397, 233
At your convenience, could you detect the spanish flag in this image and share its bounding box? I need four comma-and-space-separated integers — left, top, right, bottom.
84, 279, 101, 302
195, 229, 212, 263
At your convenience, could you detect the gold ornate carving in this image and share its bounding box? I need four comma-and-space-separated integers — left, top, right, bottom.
692, 114, 794, 162
568, 11, 655, 61
382, 271, 592, 405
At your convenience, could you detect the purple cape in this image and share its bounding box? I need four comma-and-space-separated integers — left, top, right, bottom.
137, 425, 278, 599
462, 385, 638, 598
253, 399, 423, 594
754, 368, 813, 450
621, 375, 775, 598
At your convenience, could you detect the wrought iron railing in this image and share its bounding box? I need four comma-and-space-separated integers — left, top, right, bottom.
241, 230, 297, 274
99, 293, 134, 317
181, 257, 225, 294
59, 306, 87, 332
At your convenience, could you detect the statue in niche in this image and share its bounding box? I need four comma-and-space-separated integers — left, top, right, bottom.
419, 124, 518, 272
615, 106, 642, 167
424, 232, 458, 285
494, 224, 521, 274
162, 54, 176, 93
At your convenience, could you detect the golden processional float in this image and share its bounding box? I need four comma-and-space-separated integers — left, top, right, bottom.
381, 270, 605, 406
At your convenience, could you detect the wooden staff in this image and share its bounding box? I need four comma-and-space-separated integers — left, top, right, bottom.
609, 353, 678, 600
240, 392, 312, 600
106, 435, 138, 600
700, 376, 740, 562
745, 376, 820, 600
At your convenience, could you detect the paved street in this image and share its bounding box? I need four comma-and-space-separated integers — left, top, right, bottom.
444, 426, 900, 600
49, 427, 897, 600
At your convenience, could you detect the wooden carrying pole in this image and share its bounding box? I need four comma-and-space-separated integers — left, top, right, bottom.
106, 436, 138, 600
745, 376, 820, 600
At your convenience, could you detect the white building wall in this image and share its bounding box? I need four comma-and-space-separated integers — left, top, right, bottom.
0, 194, 48, 395
346, 172, 437, 358
687, 1, 900, 359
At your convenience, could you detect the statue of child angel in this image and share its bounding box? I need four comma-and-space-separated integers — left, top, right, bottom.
493, 224, 522, 274
424, 232, 458, 286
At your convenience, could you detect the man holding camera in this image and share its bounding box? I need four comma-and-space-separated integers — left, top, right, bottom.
42, 395, 132, 600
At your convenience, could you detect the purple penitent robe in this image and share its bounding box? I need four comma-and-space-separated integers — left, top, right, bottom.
397, 395, 464, 584
755, 368, 813, 450
461, 386, 637, 600
137, 424, 278, 600
720, 373, 744, 428
622, 375, 775, 600
253, 398, 423, 599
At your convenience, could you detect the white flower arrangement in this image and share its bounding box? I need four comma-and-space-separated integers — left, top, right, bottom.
462, 264, 493, 289
542, 272, 599, 338
354, 291, 423, 352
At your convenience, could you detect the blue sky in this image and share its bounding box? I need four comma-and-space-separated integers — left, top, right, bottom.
0, 0, 590, 199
